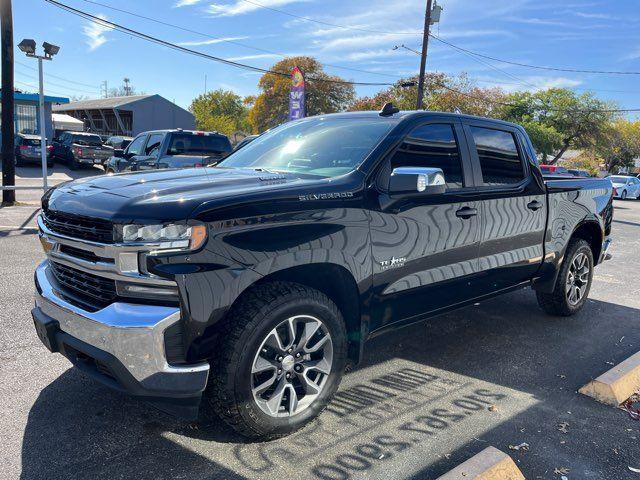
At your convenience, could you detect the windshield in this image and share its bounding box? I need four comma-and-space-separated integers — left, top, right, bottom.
23, 138, 41, 147
73, 135, 102, 146
217, 117, 396, 178
609, 176, 628, 183
168, 133, 232, 156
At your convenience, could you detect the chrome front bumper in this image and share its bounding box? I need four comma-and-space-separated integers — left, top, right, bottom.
33, 261, 209, 399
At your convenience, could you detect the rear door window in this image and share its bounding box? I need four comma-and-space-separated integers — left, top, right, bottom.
168, 134, 232, 156
469, 126, 525, 186
390, 123, 464, 189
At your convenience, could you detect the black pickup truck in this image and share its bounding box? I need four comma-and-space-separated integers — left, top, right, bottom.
102, 129, 232, 174
51, 132, 114, 169
32, 108, 613, 439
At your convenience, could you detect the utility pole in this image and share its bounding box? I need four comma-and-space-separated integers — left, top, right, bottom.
416, 0, 442, 110
101, 80, 108, 98
1, 0, 15, 204
123, 77, 131, 96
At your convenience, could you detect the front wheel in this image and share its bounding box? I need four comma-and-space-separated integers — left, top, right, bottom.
621, 190, 628, 200
206, 282, 347, 439
536, 239, 594, 316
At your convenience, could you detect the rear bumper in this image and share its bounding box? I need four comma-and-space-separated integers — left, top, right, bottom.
32, 261, 209, 419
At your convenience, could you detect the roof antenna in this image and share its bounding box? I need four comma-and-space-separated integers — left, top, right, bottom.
379, 102, 400, 117
453, 107, 462, 114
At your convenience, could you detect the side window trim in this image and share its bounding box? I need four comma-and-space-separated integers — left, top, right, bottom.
461, 121, 529, 191
378, 119, 473, 192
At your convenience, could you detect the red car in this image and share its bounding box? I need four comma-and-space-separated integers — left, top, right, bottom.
540, 165, 571, 176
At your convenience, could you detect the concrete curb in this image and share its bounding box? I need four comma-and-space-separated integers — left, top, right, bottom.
579, 351, 640, 406
436, 446, 525, 480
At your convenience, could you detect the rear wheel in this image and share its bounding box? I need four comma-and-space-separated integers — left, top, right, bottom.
536, 239, 594, 316
621, 190, 628, 200
206, 282, 347, 439
68, 154, 80, 170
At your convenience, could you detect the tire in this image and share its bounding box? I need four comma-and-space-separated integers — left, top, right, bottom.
536, 239, 594, 316
68, 155, 80, 170
621, 190, 627, 200
15, 154, 23, 167
206, 281, 347, 439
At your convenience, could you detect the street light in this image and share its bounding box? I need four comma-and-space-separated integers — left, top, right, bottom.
18, 39, 60, 190
17, 39, 36, 55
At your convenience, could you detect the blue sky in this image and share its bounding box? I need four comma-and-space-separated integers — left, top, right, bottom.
12, 0, 640, 117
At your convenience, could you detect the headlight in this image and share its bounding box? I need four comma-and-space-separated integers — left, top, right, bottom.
121, 223, 207, 250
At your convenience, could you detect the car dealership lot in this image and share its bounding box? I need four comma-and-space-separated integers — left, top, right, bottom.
1, 200, 639, 480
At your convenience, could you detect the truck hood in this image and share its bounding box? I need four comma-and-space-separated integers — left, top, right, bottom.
45, 167, 310, 223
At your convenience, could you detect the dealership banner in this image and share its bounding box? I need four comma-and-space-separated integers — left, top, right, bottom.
288, 66, 305, 121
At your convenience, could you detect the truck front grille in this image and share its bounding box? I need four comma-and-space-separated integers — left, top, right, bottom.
43, 210, 114, 243
50, 261, 117, 311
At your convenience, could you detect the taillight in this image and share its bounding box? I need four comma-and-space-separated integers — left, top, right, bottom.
613, 187, 617, 196
75, 147, 83, 157
19, 145, 29, 151
194, 163, 204, 168
47, 145, 53, 152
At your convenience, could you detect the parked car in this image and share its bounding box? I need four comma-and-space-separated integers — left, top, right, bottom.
103, 129, 232, 174
14, 133, 53, 167
568, 169, 591, 178
608, 175, 640, 200
104, 135, 133, 151
52, 132, 114, 170
540, 164, 570, 175
33, 108, 613, 440
233, 134, 259, 151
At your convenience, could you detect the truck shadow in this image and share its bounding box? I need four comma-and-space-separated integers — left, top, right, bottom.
20, 289, 640, 479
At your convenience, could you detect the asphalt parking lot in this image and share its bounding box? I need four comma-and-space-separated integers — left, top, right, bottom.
0, 163, 103, 205
1, 198, 639, 480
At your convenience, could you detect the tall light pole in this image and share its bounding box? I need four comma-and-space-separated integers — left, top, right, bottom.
416, 0, 442, 110
1, 0, 15, 204
18, 39, 60, 191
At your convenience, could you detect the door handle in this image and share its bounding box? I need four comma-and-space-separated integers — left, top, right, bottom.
455, 207, 478, 219
527, 200, 543, 211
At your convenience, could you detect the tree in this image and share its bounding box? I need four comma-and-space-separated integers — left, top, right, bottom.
594, 119, 640, 172
349, 73, 507, 118
189, 88, 249, 136
248, 56, 355, 133
502, 89, 617, 164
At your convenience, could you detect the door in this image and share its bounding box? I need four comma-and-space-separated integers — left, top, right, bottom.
134, 133, 164, 170
462, 121, 546, 292
121, 134, 148, 171
370, 120, 481, 331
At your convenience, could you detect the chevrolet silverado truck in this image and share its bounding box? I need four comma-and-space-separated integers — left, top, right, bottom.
32, 107, 613, 439
102, 129, 232, 174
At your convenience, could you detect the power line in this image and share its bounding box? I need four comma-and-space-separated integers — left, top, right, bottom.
45, 0, 640, 113
395, 44, 541, 91
429, 33, 640, 76
236, 0, 640, 77
14, 67, 100, 94
45, 0, 395, 86
15, 59, 100, 88
76, 0, 401, 79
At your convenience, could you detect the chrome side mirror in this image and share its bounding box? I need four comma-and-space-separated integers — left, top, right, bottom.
389, 167, 446, 196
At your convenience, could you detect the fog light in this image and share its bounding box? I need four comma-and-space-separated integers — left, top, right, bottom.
116, 281, 179, 301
